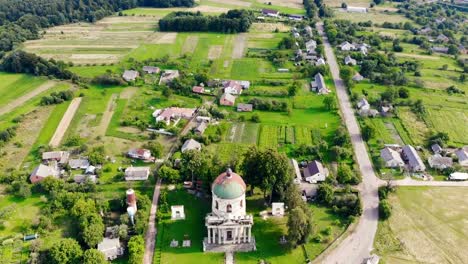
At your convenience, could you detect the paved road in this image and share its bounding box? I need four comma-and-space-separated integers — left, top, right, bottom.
316, 22, 381, 264
49, 97, 82, 147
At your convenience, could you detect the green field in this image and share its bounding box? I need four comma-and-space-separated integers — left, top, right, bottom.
374, 187, 468, 264
0, 73, 47, 107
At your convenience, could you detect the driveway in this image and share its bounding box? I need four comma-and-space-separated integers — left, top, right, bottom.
314, 22, 381, 264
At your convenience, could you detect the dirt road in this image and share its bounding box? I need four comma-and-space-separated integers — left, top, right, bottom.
0, 81, 56, 117
96, 94, 118, 136
49, 97, 82, 147
232, 33, 247, 59
314, 22, 381, 264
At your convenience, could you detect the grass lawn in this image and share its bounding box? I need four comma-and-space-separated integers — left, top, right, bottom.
333, 9, 411, 24
0, 73, 47, 107
374, 187, 468, 264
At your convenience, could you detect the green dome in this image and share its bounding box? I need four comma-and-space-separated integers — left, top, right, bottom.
212, 169, 246, 199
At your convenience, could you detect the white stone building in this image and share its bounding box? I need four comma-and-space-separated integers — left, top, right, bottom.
204, 169, 255, 252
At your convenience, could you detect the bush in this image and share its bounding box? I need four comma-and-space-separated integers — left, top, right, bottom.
379, 199, 391, 220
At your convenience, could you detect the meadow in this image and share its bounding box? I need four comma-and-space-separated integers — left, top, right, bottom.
374, 187, 468, 264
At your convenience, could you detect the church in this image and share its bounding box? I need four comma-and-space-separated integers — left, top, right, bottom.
203, 168, 255, 252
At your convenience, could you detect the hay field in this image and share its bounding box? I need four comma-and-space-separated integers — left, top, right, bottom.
374, 187, 468, 264
334, 9, 411, 23
23, 16, 161, 64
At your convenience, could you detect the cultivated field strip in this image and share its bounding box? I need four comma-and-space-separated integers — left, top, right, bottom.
49, 97, 82, 147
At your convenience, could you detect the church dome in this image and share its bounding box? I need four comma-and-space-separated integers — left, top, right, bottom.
212, 168, 246, 199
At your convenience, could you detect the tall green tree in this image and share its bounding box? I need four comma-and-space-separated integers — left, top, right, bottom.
83, 249, 108, 264
287, 206, 313, 248
49, 238, 83, 264
128, 235, 145, 264
323, 96, 337, 110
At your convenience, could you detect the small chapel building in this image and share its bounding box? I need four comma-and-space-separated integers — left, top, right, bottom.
203, 168, 255, 252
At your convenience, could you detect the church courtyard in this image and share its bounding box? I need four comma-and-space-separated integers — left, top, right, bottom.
153, 185, 347, 264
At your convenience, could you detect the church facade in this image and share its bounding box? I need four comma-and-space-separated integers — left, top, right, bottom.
203, 169, 255, 252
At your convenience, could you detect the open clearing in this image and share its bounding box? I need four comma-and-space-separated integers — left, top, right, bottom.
181, 36, 199, 54
0, 81, 56, 117
49, 97, 82, 147
232, 33, 247, 59
96, 94, 119, 136
374, 187, 468, 264
334, 9, 411, 23
261, 0, 303, 8
208, 45, 223, 59
23, 16, 159, 64
156, 33, 178, 44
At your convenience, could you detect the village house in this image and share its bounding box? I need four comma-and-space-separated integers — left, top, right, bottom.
357, 98, 370, 110
315, 57, 326, 66
125, 167, 151, 181
30, 164, 59, 184
181, 139, 202, 153
339, 41, 355, 51
346, 6, 367, 13
304, 160, 329, 183
192, 86, 205, 94
380, 105, 393, 117
418, 27, 432, 35
74, 174, 97, 184
195, 122, 208, 135
196, 116, 211, 123
428, 154, 453, 170
310, 73, 330, 94
127, 148, 152, 160
97, 238, 124, 260
293, 32, 300, 38
402, 145, 426, 172
42, 151, 70, 165
431, 144, 443, 154
223, 80, 243, 95
305, 40, 317, 52
355, 43, 369, 55
380, 147, 404, 168
122, 70, 139, 82
455, 146, 468, 166
152, 107, 196, 126
288, 14, 303, 21
142, 66, 160, 74
304, 26, 313, 37
159, 70, 180, 84
344, 55, 357, 66
85, 165, 96, 175
352, 73, 364, 82
458, 45, 467, 55
69, 158, 90, 170
436, 34, 450, 43
262, 9, 280, 17
237, 103, 253, 112
220, 93, 236, 106
431, 46, 449, 54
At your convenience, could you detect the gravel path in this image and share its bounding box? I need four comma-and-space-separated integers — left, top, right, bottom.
0, 81, 56, 117
315, 22, 381, 264
143, 178, 162, 264
49, 97, 82, 147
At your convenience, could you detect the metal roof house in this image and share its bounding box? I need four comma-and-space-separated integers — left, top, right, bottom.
125, 167, 151, 181
181, 139, 202, 153
402, 145, 426, 172
380, 147, 404, 168
303, 160, 329, 183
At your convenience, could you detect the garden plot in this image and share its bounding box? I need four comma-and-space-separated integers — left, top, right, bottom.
208, 45, 223, 59
232, 33, 247, 59
426, 108, 468, 145
226, 123, 259, 144
334, 9, 411, 23
23, 16, 161, 64
259, 0, 303, 8
396, 107, 429, 146
250, 23, 291, 33
181, 36, 199, 54
156, 33, 178, 44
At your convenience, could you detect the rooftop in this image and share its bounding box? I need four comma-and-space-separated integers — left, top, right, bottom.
212, 168, 246, 199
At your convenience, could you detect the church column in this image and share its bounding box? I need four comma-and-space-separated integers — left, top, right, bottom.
234, 227, 238, 244
240, 226, 244, 243
208, 227, 211, 244
218, 228, 221, 244
248, 226, 252, 243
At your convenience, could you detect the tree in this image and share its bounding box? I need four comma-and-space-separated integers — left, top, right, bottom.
287, 206, 313, 248
144, 141, 164, 158
250, 114, 260, 123
88, 146, 105, 165
398, 87, 409, 98
317, 183, 334, 205
49, 238, 83, 264
337, 164, 360, 184
158, 165, 180, 183
128, 235, 145, 264
379, 199, 391, 220
83, 249, 108, 264
341, 2, 347, 8
242, 147, 292, 203
81, 213, 105, 248
361, 124, 375, 141
323, 96, 336, 110
288, 82, 299, 96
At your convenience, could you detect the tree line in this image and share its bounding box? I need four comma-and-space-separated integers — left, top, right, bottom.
158, 10, 255, 33
138, 0, 194, 7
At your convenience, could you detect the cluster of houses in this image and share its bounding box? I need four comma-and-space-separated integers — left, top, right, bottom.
121, 66, 179, 84
380, 144, 468, 180
417, 27, 466, 54
293, 26, 326, 67
30, 151, 98, 184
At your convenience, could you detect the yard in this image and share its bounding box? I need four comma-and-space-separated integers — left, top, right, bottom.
154, 187, 347, 264
374, 187, 468, 264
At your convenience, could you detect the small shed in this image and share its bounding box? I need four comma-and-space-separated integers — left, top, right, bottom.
171, 205, 185, 220
272, 203, 285, 217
